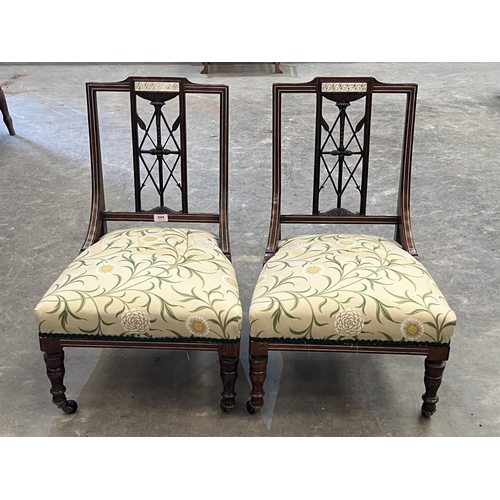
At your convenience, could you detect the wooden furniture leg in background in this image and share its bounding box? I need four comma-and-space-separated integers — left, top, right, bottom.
201, 63, 282, 74
0, 87, 15, 135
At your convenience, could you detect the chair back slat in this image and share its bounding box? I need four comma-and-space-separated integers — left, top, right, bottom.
313, 77, 374, 216
130, 78, 188, 214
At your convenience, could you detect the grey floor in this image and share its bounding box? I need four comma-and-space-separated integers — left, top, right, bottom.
0, 62, 498, 437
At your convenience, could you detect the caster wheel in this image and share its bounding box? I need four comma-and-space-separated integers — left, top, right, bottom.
59, 400, 78, 414
421, 409, 434, 418
246, 400, 260, 414
220, 403, 234, 413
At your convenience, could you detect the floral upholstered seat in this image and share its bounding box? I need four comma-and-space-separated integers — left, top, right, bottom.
35, 227, 242, 342
250, 233, 455, 345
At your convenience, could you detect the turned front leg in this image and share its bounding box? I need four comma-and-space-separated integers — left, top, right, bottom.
218, 343, 239, 412
421, 358, 446, 417
40, 338, 77, 414
247, 341, 269, 414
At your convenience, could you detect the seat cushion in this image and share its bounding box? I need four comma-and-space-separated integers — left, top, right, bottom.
35, 228, 242, 342
249, 234, 456, 346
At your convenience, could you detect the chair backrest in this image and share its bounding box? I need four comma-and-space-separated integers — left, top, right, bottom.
82, 76, 231, 258
266, 76, 419, 263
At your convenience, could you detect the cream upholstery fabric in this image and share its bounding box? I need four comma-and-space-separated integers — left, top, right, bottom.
35, 228, 242, 341
249, 234, 456, 345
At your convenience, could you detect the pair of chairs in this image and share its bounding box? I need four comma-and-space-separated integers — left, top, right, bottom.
34, 76, 457, 418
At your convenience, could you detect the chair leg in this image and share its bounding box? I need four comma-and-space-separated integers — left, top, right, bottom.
218, 343, 239, 412
40, 338, 78, 414
246, 341, 269, 414
421, 358, 446, 417
0, 87, 16, 136
201, 62, 209, 74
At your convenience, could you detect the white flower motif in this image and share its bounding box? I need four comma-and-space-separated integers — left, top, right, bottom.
140, 234, 162, 244
186, 315, 210, 337
281, 241, 305, 252
302, 263, 325, 276
121, 308, 151, 335
400, 317, 425, 340
334, 309, 364, 336
192, 238, 215, 251
95, 262, 118, 275
222, 275, 238, 288
335, 239, 358, 249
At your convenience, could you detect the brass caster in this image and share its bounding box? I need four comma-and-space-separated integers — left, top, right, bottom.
246, 400, 261, 414
220, 403, 234, 413
421, 409, 434, 418
55, 399, 78, 414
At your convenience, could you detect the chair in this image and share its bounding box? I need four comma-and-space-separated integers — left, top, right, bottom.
34, 77, 242, 413
247, 77, 457, 417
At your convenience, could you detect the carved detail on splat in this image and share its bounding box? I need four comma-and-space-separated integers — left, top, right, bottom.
133, 85, 185, 214
317, 97, 367, 215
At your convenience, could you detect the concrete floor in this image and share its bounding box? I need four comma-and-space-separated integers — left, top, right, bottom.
0, 62, 498, 437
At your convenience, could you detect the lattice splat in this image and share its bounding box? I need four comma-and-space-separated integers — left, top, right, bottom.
313, 79, 373, 216
131, 79, 187, 214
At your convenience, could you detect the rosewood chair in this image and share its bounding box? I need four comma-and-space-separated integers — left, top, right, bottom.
35, 77, 242, 413
248, 77, 457, 417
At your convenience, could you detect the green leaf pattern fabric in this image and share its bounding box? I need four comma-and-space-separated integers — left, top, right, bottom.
35, 228, 242, 341
249, 234, 456, 345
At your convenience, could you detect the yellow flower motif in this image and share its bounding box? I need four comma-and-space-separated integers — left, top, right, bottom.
186, 315, 210, 337
95, 262, 118, 275
400, 318, 424, 340
335, 239, 358, 249
302, 263, 325, 276
140, 234, 162, 243
222, 275, 238, 288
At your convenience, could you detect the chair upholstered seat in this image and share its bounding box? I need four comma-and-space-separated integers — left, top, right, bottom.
250, 233, 455, 346
35, 227, 242, 342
